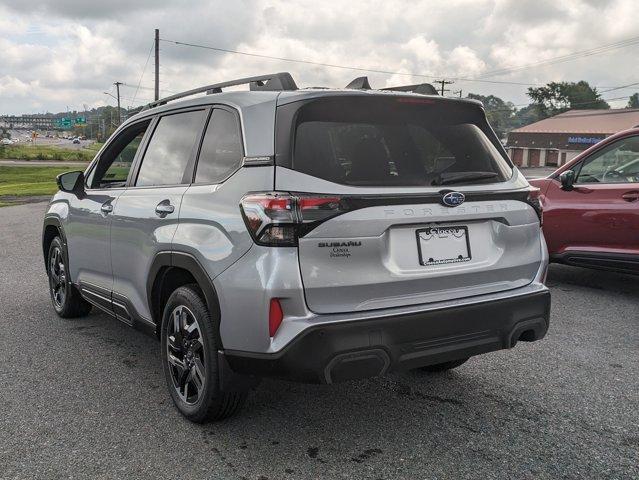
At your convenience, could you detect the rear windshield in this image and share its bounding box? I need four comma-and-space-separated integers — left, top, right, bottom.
284, 96, 512, 187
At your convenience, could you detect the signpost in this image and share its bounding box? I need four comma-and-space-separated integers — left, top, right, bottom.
54, 116, 86, 130
54, 118, 72, 129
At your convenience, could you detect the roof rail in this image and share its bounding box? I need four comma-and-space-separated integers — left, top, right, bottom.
142, 72, 297, 110
343, 76, 439, 95
382, 83, 439, 95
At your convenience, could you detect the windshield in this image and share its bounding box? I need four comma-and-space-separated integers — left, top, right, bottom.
286, 96, 512, 187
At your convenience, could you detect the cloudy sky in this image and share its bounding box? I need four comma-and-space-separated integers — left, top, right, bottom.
1, 0, 638, 115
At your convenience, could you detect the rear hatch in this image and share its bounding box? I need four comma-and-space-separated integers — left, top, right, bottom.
274, 93, 542, 314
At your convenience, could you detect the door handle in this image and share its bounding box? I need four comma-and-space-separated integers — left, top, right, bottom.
101, 203, 113, 214
621, 191, 639, 202
155, 202, 175, 216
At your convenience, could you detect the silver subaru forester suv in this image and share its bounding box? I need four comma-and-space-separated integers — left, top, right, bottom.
43, 73, 550, 422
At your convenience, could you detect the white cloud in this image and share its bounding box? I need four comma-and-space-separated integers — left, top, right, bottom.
0, 76, 33, 97
0, 0, 638, 113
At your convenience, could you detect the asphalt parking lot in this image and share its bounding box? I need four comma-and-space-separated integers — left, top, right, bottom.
1, 202, 637, 480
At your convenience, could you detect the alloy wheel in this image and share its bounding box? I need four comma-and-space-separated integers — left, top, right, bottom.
49, 246, 67, 309
166, 305, 206, 405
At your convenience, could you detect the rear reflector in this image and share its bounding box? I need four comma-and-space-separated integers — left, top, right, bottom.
269, 298, 283, 337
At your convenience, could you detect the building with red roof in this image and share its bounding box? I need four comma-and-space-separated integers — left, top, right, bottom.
507, 108, 639, 167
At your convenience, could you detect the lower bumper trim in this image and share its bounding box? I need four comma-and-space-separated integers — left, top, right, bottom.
225, 289, 551, 384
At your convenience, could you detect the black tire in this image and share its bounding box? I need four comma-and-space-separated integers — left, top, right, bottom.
418, 358, 469, 373
160, 284, 247, 422
47, 236, 92, 318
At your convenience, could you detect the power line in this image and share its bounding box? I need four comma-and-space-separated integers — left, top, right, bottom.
159, 37, 549, 87
104, 93, 153, 103
599, 81, 639, 94
481, 94, 631, 114
475, 34, 639, 79
120, 82, 177, 94
129, 42, 155, 109
160, 36, 639, 93
121, 83, 154, 90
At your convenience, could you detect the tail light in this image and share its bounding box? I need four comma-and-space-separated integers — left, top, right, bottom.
526, 188, 543, 225
240, 192, 346, 246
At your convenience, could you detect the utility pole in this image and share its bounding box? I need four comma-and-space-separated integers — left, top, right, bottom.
154, 29, 160, 101
452, 90, 463, 98
114, 81, 122, 125
434, 79, 454, 96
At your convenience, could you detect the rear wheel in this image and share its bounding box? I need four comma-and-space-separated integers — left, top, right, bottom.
47, 236, 92, 318
418, 358, 469, 373
160, 285, 247, 422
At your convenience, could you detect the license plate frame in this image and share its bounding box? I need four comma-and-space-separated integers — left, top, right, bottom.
416, 225, 472, 266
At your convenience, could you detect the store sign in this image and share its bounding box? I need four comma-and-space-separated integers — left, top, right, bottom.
568, 136, 604, 145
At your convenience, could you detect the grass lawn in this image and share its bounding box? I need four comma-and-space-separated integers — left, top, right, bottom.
0, 142, 102, 162
0, 165, 73, 205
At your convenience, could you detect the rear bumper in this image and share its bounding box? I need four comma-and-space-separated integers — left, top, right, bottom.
224, 288, 551, 384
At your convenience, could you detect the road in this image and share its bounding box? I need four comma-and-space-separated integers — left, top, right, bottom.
6, 130, 95, 150
0, 202, 637, 480
0, 160, 89, 167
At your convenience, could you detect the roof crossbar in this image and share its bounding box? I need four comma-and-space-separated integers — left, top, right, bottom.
382, 83, 439, 95
143, 72, 297, 110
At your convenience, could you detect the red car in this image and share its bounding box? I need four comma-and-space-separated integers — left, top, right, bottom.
529, 128, 639, 275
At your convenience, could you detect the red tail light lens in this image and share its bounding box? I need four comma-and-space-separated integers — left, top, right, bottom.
240, 192, 346, 246
268, 298, 283, 337
526, 188, 543, 225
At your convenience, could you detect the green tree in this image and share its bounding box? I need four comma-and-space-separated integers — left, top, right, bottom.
527, 81, 609, 117
467, 93, 516, 138
628, 93, 639, 108
511, 104, 546, 129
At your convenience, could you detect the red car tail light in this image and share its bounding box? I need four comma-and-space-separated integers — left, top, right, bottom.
526, 188, 543, 225
240, 192, 347, 246
268, 298, 283, 337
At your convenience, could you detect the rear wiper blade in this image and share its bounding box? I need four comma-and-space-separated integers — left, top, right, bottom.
432, 171, 498, 186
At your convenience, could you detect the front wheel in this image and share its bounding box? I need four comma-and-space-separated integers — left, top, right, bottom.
160, 285, 247, 422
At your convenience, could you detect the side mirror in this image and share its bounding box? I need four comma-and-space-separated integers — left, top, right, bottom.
559, 170, 575, 191
56, 171, 85, 195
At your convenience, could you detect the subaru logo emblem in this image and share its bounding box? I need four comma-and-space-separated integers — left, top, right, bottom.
441, 191, 465, 207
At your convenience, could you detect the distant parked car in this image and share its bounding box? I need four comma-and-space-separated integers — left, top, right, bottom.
1, 138, 14, 145
72, 138, 80, 144
529, 128, 639, 275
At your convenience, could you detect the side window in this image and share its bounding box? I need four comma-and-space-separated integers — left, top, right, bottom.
194, 109, 243, 184
576, 136, 639, 184
87, 121, 150, 189
136, 110, 206, 187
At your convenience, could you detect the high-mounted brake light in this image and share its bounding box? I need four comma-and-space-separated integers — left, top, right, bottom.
240, 192, 347, 246
396, 97, 436, 105
526, 188, 543, 225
